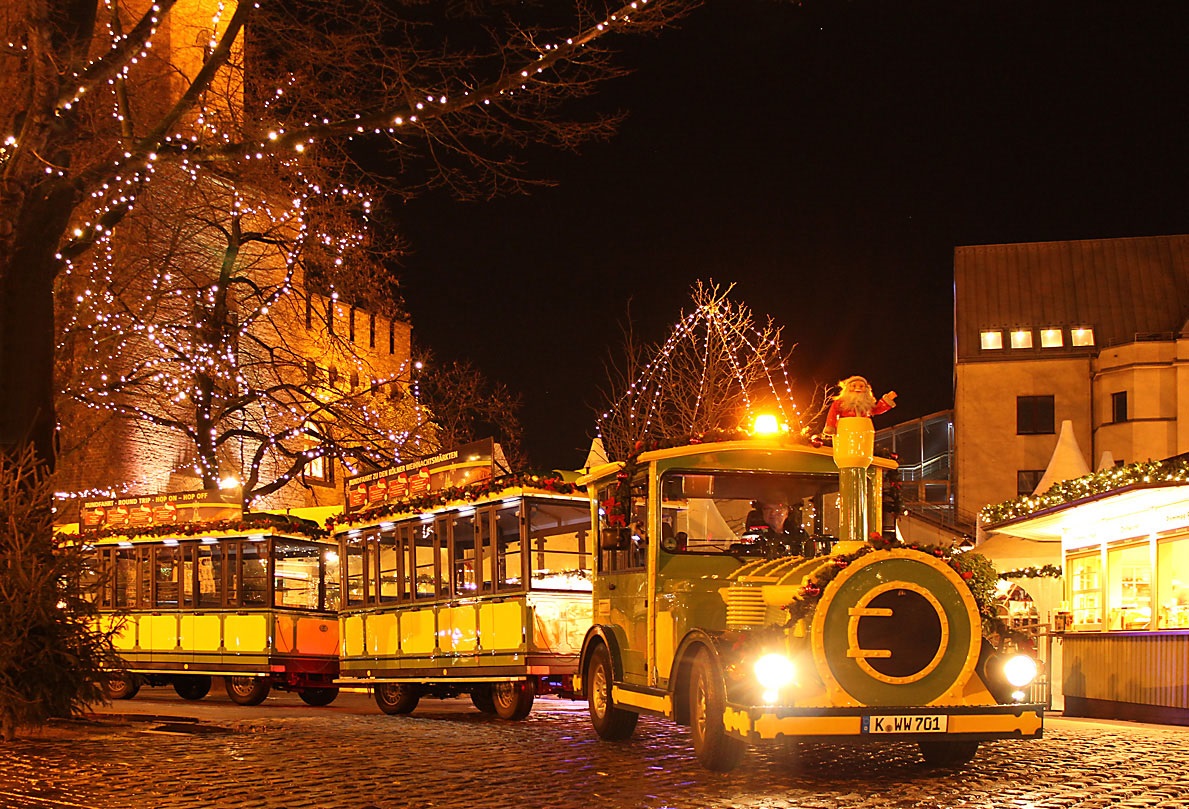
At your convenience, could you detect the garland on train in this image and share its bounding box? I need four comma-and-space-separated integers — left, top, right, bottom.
781, 534, 1005, 636
75, 510, 328, 542
327, 471, 582, 531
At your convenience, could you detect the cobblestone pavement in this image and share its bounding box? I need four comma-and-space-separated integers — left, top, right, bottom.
2, 693, 1187, 809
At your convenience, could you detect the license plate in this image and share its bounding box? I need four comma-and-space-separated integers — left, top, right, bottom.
863, 714, 948, 734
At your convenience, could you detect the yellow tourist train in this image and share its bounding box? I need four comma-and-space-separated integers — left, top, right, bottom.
79, 426, 1045, 770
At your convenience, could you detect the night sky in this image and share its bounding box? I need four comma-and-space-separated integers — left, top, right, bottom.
397, 0, 1188, 469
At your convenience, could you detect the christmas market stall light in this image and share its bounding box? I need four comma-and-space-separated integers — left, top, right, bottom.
980, 456, 1189, 526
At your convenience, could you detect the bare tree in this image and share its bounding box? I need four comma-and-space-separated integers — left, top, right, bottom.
415, 352, 526, 470
1, 0, 701, 477
596, 280, 806, 460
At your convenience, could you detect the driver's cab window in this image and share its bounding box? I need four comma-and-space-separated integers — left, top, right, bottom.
659, 471, 839, 558
597, 474, 648, 573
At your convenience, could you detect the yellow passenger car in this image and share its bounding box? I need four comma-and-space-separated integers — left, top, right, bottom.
86, 510, 341, 706
334, 474, 592, 719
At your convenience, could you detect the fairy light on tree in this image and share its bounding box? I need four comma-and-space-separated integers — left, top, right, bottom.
595, 280, 809, 461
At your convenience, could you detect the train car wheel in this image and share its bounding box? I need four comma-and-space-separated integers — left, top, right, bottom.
374, 683, 420, 715
102, 672, 140, 700
587, 644, 638, 741
689, 648, 746, 772
491, 680, 534, 721
919, 740, 979, 767
298, 687, 339, 707
224, 676, 271, 706
172, 675, 211, 701
470, 685, 496, 714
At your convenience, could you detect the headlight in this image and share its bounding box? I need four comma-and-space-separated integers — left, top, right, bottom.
1002, 654, 1038, 687
754, 653, 795, 691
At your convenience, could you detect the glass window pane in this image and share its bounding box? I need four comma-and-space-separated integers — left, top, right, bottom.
528, 501, 592, 591
1010, 330, 1033, 349
1040, 328, 1064, 348
452, 513, 480, 596
980, 330, 1003, 350
274, 540, 321, 610
197, 544, 223, 608
138, 547, 152, 607
1068, 551, 1102, 630
345, 537, 365, 606
1107, 543, 1151, 630
115, 548, 137, 608
1157, 539, 1189, 629
154, 546, 180, 607
323, 546, 341, 612
496, 506, 524, 592
378, 528, 400, 603
242, 541, 269, 606
1071, 327, 1095, 347
414, 523, 438, 599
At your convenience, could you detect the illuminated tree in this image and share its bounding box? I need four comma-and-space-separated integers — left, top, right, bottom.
0, 0, 698, 478
596, 280, 809, 460
56, 153, 435, 507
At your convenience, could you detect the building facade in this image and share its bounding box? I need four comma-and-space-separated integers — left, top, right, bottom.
955, 234, 1189, 521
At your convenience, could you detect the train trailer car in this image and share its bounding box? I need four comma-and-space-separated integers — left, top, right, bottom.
575, 420, 1045, 771
333, 473, 593, 719
84, 511, 341, 706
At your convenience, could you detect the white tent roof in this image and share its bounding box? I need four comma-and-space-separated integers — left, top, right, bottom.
1032, 419, 1091, 495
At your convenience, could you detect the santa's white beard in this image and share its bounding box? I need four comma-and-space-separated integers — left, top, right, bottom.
836, 389, 878, 417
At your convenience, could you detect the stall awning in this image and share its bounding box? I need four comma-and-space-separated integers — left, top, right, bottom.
986, 482, 1189, 542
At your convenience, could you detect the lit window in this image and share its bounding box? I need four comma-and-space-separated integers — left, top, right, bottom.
1071, 327, 1095, 347
980, 330, 1003, 350
1040, 328, 1064, 348
1010, 330, 1033, 349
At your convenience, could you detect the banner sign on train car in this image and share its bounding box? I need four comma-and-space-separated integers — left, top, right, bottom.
345, 438, 495, 513
80, 490, 243, 531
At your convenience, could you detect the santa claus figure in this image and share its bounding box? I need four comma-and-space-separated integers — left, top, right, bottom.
824, 375, 897, 436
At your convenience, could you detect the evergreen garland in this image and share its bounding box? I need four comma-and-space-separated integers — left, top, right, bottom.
328, 471, 582, 530
76, 511, 327, 542
981, 455, 1189, 525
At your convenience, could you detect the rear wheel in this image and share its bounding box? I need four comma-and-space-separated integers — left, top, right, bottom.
586, 644, 638, 741
491, 680, 534, 721
102, 672, 140, 701
298, 688, 339, 707
374, 683, 420, 715
172, 675, 211, 701
470, 685, 496, 714
224, 676, 271, 706
689, 648, 746, 772
919, 740, 979, 767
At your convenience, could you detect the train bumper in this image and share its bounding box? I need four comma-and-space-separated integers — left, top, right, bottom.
723, 703, 1045, 743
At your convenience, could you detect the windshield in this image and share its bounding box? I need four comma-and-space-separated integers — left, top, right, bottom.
659, 471, 840, 556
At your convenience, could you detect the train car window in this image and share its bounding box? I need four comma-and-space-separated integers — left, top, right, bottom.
154, 545, 181, 608
224, 542, 241, 605
527, 500, 592, 591
495, 504, 524, 592
434, 518, 450, 599
323, 545, 342, 612
344, 535, 366, 606
377, 527, 401, 603
274, 540, 323, 609
138, 546, 152, 607
114, 548, 137, 608
452, 511, 481, 597
180, 544, 196, 607
476, 508, 494, 593
363, 534, 380, 604
197, 543, 223, 607
242, 540, 269, 606
413, 524, 438, 599
395, 525, 414, 602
